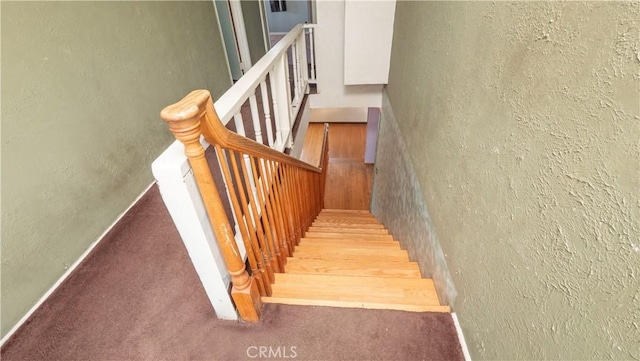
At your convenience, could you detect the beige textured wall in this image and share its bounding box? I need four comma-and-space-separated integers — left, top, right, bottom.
381, 1, 639, 359
1, 1, 232, 337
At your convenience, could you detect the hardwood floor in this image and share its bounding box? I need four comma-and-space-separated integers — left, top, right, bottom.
314, 123, 374, 210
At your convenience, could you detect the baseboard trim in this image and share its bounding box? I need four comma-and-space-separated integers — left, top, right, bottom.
0, 181, 156, 347
452, 312, 472, 361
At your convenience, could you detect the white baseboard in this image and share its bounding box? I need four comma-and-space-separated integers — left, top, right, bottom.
452, 312, 472, 361
0, 182, 156, 347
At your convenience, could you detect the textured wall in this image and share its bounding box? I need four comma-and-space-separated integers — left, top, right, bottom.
1, 1, 232, 337
372, 94, 457, 305
378, 1, 640, 359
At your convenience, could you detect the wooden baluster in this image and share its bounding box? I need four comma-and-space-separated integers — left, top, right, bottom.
303, 170, 312, 228
251, 159, 289, 272
250, 156, 284, 272
263, 159, 287, 266
278, 164, 296, 251
242, 155, 286, 272
216, 146, 268, 296
161, 99, 260, 322
300, 169, 311, 230
228, 149, 274, 295
284, 165, 302, 244
249, 156, 280, 274
241, 148, 282, 277
279, 163, 297, 256
321, 131, 330, 208
267, 160, 291, 262
259, 81, 274, 147
249, 93, 263, 145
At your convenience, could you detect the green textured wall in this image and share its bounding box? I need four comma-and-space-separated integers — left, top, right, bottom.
1, 1, 232, 337
382, 1, 639, 359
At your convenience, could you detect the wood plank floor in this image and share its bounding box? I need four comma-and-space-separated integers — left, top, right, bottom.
311, 123, 373, 210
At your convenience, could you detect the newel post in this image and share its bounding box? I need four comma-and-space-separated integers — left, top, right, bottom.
160, 90, 261, 322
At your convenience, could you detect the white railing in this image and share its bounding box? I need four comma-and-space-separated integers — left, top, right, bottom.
151, 23, 317, 320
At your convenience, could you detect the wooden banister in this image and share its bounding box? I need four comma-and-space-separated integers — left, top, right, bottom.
160, 89, 328, 322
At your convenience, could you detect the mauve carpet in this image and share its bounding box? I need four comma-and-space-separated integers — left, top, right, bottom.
1, 186, 464, 361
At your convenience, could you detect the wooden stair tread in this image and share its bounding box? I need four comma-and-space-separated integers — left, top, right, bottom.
320, 209, 372, 214
316, 213, 376, 219
307, 226, 389, 235
284, 258, 421, 278
312, 222, 385, 229
261, 297, 450, 313
300, 238, 400, 249
294, 244, 408, 256
263, 274, 447, 312
303, 232, 395, 241
292, 246, 409, 262
301, 236, 400, 244
312, 217, 382, 225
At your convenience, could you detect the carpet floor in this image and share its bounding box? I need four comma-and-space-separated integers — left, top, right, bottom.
1, 185, 464, 361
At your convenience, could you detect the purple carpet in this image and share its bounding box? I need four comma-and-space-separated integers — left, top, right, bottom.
1, 186, 463, 361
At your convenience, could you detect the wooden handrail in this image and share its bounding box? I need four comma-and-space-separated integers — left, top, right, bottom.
163, 90, 322, 173
161, 89, 328, 322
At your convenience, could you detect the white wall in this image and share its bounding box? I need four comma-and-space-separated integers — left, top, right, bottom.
344, 0, 396, 85
310, 0, 383, 109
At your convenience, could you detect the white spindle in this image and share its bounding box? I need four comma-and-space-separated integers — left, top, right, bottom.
248, 93, 263, 144
283, 53, 294, 147
299, 30, 309, 93
269, 67, 283, 148
308, 27, 316, 82
272, 54, 293, 149
260, 81, 274, 147
233, 112, 256, 191
233, 112, 246, 137
291, 43, 300, 104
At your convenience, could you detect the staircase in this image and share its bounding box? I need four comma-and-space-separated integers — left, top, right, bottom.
263, 209, 450, 313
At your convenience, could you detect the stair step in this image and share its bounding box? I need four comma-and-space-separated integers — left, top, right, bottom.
293, 245, 409, 261
284, 258, 421, 278
317, 213, 376, 219
312, 217, 382, 225
263, 273, 449, 313
300, 238, 400, 249
264, 208, 450, 314
320, 209, 372, 214
311, 222, 385, 229
306, 226, 389, 235
301, 236, 400, 245
302, 232, 395, 242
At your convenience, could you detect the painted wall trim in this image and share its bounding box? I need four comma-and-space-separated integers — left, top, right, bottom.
0, 182, 156, 347
229, 0, 252, 70
452, 313, 472, 361
212, 0, 235, 87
